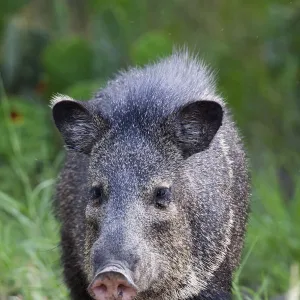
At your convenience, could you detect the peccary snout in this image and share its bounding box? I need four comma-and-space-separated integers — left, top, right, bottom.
88, 264, 137, 300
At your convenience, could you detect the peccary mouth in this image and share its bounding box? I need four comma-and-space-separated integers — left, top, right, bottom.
88, 263, 138, 300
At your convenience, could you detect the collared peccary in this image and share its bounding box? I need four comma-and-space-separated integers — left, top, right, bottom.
51, 52, 250, 300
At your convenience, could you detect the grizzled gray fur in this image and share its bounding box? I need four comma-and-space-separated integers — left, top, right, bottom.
52, 52, 250, 300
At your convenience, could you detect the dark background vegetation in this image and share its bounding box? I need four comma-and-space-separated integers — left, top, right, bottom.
0, 0, 299, 299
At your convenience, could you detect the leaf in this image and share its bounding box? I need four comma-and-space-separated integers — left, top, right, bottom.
42, 37, 94, 93
130, 31, 173, 65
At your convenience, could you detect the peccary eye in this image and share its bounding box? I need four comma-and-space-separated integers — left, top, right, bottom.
90, 186, 103, 202
154, 187, 171, 209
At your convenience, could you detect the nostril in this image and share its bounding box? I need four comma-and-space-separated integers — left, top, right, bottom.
117, 283, 137, 299
118, 284, 124, 296
93, 284, 107, 296
117, 284, 130, 297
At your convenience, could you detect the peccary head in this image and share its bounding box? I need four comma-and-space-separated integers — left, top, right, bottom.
52, 53, 248, 300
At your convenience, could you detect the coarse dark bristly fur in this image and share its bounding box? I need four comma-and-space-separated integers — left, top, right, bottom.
51, 51, 250, 300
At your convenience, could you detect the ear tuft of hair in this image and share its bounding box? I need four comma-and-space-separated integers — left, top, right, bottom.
50, 93, 76, 108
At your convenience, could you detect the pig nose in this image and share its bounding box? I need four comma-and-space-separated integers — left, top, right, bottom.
88, 264, 137, 300
89, 272, 137, 300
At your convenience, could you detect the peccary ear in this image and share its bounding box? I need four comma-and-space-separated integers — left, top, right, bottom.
51, 95, 107, 154
172, 100, 223, 158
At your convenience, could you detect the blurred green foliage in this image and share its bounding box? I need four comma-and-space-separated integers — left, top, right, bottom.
42, 37, 94, 95
130, 31, 173, 65
0, 0, 299, 299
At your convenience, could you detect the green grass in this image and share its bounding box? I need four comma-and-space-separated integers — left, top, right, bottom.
0, 182, 67, 299
0, 90, 67, 299
234, 168, 300, 298
0, 94, 299, 300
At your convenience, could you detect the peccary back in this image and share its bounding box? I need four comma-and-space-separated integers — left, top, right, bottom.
52, 52, 250, 300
